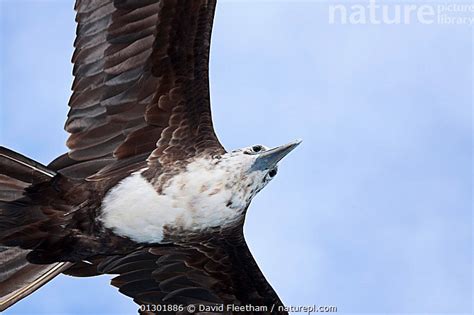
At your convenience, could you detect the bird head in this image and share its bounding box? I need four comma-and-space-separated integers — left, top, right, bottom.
202, 139, 302, 209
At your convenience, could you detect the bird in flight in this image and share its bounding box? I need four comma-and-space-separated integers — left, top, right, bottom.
0, 1, 300, 314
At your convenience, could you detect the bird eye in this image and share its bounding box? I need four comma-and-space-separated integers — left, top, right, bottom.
213, 154, 221, 160
252, 145, 263, 152
268, 169, 277, 177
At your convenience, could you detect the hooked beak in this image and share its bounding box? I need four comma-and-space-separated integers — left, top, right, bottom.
250, 139, 302, 172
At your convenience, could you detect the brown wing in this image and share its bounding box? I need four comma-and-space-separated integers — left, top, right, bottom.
0, 148, 72, 310
0, 247, 70, 311
81, 231, 287, 315
51, 0, 224, 179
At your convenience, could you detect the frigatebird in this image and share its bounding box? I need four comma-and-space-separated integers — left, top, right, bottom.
0, 1, 300, 313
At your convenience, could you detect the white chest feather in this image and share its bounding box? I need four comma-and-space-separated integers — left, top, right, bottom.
99, 158, 259, 243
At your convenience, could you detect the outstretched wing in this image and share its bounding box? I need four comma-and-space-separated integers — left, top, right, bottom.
0, 147, 72, 310
67, 231, 287, 315
50, 0, 224, 179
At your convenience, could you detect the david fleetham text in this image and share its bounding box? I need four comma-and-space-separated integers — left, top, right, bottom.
196, 304, 337, 313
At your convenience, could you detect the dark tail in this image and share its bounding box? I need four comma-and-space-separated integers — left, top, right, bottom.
0, 147, 70, 311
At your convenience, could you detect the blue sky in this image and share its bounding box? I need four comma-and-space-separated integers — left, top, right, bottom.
0, 1, 472, 314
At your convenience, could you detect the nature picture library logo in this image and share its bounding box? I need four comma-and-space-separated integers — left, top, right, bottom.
329, 0, 474, 25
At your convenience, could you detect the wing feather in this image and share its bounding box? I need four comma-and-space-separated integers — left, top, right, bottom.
59, 0, 224, 179
91, 234, 287, 314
